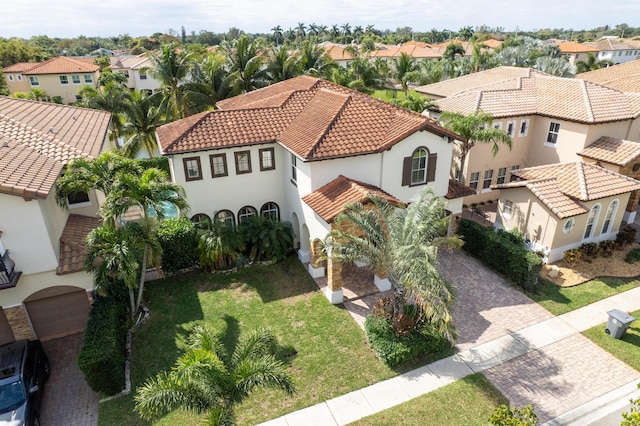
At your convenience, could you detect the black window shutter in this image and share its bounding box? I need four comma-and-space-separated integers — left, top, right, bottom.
402, 156, 412, 186
427, 153, 437, 182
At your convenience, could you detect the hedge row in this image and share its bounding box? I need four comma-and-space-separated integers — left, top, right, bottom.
77, 297, 127, 395
156, 217, 198, 274
457, 219, 543, 291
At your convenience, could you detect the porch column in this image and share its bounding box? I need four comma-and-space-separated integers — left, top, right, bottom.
374, 269, 392, 292
307, 238, 325, 278
326, 256, 344, 304
4, 305, 35, 340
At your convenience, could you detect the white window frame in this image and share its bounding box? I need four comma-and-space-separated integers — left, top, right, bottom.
71, 74, 81, 84
411, 147, 428, 185
139, 71, 147, 80
482, 169, 494, 191
510, 165, 520, 182
83, 74, 93, 84
28, 76, 39, 86
601, 199, 619, 234
583, 204, 601, 239
563, 218, 575, 234
506, 120, 516, 138
503, 200, 513, 219
496, 167, 507, 185
469, 172, 480, 190
59, 75, 69, 85
238, 206, 257, 224
519, 119, 529, 137
545, 122, 560, 146
291, 153, 298, 184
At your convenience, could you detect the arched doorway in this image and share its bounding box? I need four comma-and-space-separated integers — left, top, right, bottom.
298, 224, 311, 263
24, 286, 91, 341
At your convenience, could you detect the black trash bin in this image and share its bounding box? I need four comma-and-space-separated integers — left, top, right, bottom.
606, 309, 636, 339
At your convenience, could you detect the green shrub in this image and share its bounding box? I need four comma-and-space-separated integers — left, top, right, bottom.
77, 298, 127, 395
364, 311, 450, 367
579, 242, 600, 259
496, 228, 525, 246
489, 404, 538, 425
617, 225, 638, 247
156, 217, 198, 273
240, 216, 294, 262
563, 248, 582, 267
136, 157, 170, 175
457, 219, 542, 291
625, 247, 640, 264
599, 240, 616, 257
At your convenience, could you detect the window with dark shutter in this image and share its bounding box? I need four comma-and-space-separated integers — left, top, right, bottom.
402, 156, 412, 186
427, 153, 437, 182
403, 147, 437, 186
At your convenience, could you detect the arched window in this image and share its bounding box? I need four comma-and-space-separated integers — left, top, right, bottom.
260, 202, 280, 221
563, 218, 575, 234
215, 210, 236, 227
601, 200, 619, 234
237, 206, 257, 224
402, 147, 437, 186
191, 213, 211, 229
583, 204, 601, 239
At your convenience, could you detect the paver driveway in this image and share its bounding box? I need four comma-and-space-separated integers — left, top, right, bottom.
40, 333, 99, 426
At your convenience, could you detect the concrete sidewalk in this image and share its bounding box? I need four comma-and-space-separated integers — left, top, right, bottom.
260, 284, 640, 426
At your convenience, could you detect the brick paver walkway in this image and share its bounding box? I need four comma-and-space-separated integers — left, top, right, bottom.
41, 333, 99, 426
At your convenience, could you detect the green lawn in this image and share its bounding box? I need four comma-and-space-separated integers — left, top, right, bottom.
527, 277, 640, 316
98, 256, 453, 425
350, 373, 508, 426
583, 309, 640, 372
370, 89, 421, 102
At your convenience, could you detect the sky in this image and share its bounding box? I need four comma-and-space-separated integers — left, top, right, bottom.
1, 0, 638, 39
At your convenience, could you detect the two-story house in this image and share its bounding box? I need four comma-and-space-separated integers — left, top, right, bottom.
585, 38, 640, 65
110, 53, 163, 93
156, 75, 466, 304
0, 97, 110, 344
577, 59, 640, 93
3, 57, 100, 104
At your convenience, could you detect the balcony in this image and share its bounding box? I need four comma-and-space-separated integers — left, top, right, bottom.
0, 250, 21, 289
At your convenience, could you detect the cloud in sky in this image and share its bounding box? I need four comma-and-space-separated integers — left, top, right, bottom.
2, 0, 638, 39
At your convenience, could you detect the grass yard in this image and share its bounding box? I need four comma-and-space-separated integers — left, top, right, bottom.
583, 309, 640, 372
370, 89, 421, 102
351, 373, 508, 426
527, 277, 640, 316
99, 256, 452, 425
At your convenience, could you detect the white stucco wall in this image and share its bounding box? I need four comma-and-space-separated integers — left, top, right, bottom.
0, 269, 92, 308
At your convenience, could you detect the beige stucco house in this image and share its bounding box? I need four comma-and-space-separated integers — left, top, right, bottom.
3, 56, 100, 104
0, 97, 110, 344
577, 59, 640, 93
110, 53, 163, 92
557, 41, 600, 65
156, 75, 466, 304
493, 162, 640, 263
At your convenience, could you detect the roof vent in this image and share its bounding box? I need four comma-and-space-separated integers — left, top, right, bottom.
2, 141, 9, 148
72, 115, 77, 120
49, 127, 55, 133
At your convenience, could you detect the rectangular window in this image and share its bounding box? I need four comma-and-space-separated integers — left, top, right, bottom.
506, 120, 516, 138
209, 154, 228, 177
17, 75, 22, 81
492, 122, 502, 130
469, 172, 480, 190
291, 153, 298, 184
483, 169, 494, 189
546, 122, 560, 145
72, 74, 81, 84
234, 151, 252, 174
59, 75, 69, 85
503, 200, 513, 219
67, 191, 90, 205
75, 94, 82, 102
510, 165, 520, 182
8, 75, 13, 81
28, 76, 39, 86
496, 167, 507, 184
519, 119, 529, 137
259, 148, 275, 171
183, 157, 202, 181
83, 74, 93, 83
139, 71, 147, 80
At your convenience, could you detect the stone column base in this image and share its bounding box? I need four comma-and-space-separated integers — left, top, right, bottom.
325, 287, 344, 304
298, 250, 310, 264
374, 274, 392, 292
308, 264, 325, 278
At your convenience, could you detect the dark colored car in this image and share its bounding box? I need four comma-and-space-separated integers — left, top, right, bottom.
0, 340, 50, 426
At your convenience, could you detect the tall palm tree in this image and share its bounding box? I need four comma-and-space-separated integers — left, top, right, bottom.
266, 46, 302, 83
135, 325, 295, 425
78, 81, 132, 145
416, 59, 444, 85
318, 25, 328, 41
222, 35, 269, 95
329, 25, 340, 41
324, 190, 461, 342
439, 110, 512, 184
120, 90, 164, 158
393, 52, 419, 94
270, 25, 283, 47
341, 23, 352, 43
192, 51, 234, 103
299, 40, 336, 78
353, 25, 364, 43
575, 52, 611, 73
295, 22, 307, 40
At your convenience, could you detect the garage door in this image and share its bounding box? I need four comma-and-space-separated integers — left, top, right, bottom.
24, 286, 90, 341
0, 309, 14, 345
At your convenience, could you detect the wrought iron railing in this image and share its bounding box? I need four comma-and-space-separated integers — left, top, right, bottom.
0, 250, 21, 289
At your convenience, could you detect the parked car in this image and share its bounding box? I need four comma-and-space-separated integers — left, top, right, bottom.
0, 340, 50, 426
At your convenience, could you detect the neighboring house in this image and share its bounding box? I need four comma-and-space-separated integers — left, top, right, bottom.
318, 42, 357, 68
585, 38, 640, 65
3, 57, 100, 104
111, 54, 162, 92
416, 66, 640, 210
0, 97, 111, 345
577, 59, 640, 93
156, 75, 465, 304
557, 41, 600, 65
368, 39, 502, 62
493, 162, 640, 262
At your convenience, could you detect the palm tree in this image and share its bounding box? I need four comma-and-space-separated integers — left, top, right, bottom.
317, 25, 328, 41
78, 81, 132, 145
329, 25, 340, 41
135, 325, 295, 425
270, 25, 283, 46
439, 110, 512, 184
341, 23, 352, 43
192, 51, 234, 103
353, 25, 364, 43
239, 215, 294, 262
575, 52, 610, 73
120, 90, 164, 158
299, 40, 336, 78
390, 94, 436, 113
266, 46, 302, 83
147, 44, 211, 120
416, 59, 444, 85
197, 219, 244, 271
295, 22, 307, 40
222, 35, 269, 95
324, 189, 462, 342
534, 56, 576, 77
458, 26, 475, 41
393, 52, 419, 94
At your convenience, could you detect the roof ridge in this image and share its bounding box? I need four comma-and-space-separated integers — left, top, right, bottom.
579, 79, 596, 122
163, 111, 214, 153
305, 89, 351, 158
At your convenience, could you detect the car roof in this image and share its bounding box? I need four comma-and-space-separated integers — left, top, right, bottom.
0, 340, 28, 380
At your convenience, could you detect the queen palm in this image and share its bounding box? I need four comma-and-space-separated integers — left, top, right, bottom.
299, 40, 336, 78
135, 325, 295, 425
439, 110, 512, 184
266, 46, 302, 83
393, 52, 419, 94
222, 35, 268, 95
78, 81, 131, 145
120, 90, 164, 158
191, 52, 233, 104
324, 189, 461, 342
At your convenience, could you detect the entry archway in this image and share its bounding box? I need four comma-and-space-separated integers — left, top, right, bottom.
24, 286, 91, 341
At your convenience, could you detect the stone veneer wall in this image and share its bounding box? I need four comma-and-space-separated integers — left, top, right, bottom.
4, 306, 35, 340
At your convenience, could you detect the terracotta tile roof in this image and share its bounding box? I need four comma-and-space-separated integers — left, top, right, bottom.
578, 137, 640, 167
57, 214, 101, 275
558, 41, 600, 53
159, 76, 459, 159
302, 175, 404, 223
6, 56, 100, 75
416, 66, 545, 98
3, 62, 34, 73
323, 45, 356, 61
584, 38, 640, 52
111, 54, 151, 70
495, 162, 640, 218
431, 69, 640, 123
445, 179, 476, 199
577, 60, 640, 93
0, 97, 111, 198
